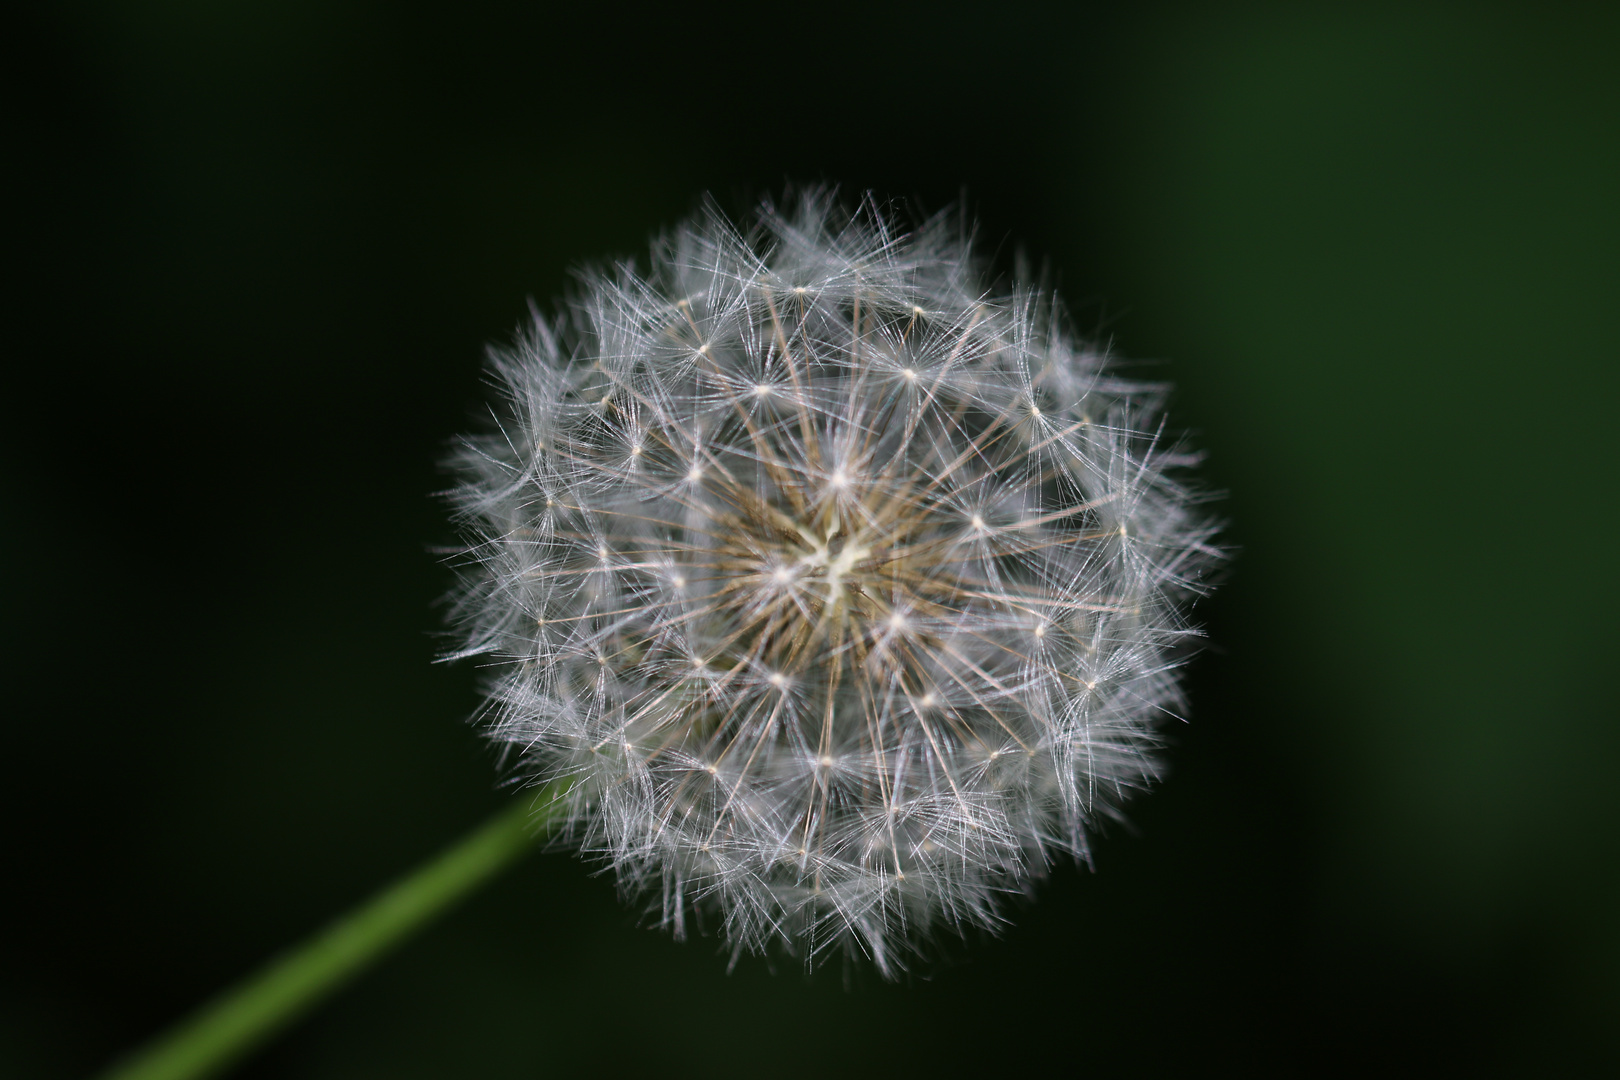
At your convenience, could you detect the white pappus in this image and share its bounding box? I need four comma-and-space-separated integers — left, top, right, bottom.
445, 191, 1221, 975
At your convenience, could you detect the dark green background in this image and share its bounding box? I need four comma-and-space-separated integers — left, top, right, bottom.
9, 2, 1617, 1076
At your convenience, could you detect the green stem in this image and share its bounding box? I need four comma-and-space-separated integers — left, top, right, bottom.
97, 792, 559, 1080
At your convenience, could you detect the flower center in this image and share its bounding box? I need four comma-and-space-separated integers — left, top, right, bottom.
799, 533, 871, 603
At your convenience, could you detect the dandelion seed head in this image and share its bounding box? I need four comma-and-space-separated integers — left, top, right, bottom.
446, 189, 1220, 976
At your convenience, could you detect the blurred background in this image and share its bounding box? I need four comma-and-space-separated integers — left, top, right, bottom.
8, 2, 1617, 1076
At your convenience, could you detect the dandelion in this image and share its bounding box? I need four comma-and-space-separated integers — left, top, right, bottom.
446, 190, 1220, 974
97, 193, 1221, 1080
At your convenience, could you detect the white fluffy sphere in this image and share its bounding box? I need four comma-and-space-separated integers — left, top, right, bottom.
447, 192, 1219, 974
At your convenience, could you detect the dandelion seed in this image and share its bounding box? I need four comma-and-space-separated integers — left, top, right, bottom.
446, 189, 1220, 976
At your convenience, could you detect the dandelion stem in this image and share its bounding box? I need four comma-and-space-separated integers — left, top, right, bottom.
96, 793, 559, 1080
